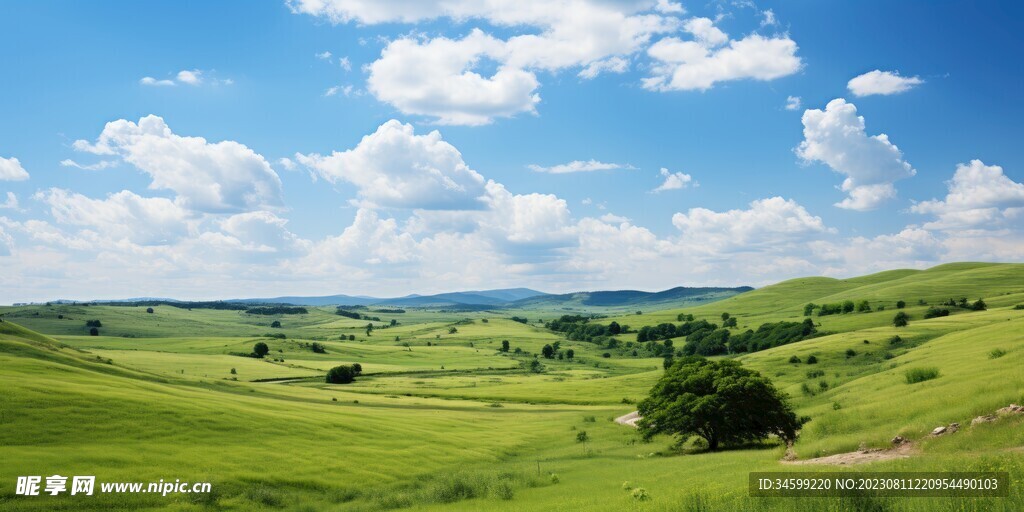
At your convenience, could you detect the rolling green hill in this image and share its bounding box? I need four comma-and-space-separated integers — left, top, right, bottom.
1, 262, 1022, 511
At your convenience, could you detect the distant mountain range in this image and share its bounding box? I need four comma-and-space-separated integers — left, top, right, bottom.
41, 285, 753, 310
226, 286, 752, 309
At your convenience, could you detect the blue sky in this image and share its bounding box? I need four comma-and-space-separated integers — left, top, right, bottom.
1, 0, 1022, 302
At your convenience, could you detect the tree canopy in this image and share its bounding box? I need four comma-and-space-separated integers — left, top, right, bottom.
637, 357, 802, 451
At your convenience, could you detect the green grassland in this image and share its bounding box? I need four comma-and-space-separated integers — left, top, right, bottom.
1, 262, 1023, 511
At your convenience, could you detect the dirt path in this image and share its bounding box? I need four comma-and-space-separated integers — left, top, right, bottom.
615, 411, 641, 428
782, 442, 915, 466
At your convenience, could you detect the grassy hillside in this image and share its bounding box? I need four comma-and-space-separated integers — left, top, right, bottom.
1, 262, 1022, 511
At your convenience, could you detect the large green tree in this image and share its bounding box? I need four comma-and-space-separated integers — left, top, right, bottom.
637, 357, 802, 451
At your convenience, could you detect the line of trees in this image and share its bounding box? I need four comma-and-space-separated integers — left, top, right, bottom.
245, 306, 308, 315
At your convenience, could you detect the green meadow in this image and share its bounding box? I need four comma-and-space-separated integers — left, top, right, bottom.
1, 262, 1023, 511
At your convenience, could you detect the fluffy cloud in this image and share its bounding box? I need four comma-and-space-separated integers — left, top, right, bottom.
0, 156, 29, 181
672, 197, 832, 251
176, 69, 203, 85
293, 1, 680, 125
911, 160, 1024, 230
35, 188, 194, 246
652, 167, 694, 192
528, 160, 634, 174
643, 17, 801, 92
785, 95, 801, 110
796, 98, 916, 210
296, 120, 487, 210
72, 115, 283, 213
367, 30, 541, 126
847, 70, 923, 97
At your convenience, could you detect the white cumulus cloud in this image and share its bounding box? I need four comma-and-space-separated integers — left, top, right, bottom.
911, 160, 1024, 230
295, 120, 488, 210
72, 115, 284, 213
796, 98, 916, 210
652, 167, 694, 192
848, 70, 923, 97
0, 156, 29, 181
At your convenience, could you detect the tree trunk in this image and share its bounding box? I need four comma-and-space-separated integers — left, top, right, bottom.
707, 435, 719, 451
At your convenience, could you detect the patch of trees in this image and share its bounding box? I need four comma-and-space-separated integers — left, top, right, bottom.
727, 319, 818, 354
510, 316, 529, 324
245, 306, 308, 315
547, 315, 627, 343
326, 364, 362, 384
940, 297, 987, 311
85, 320, 102, 327
637, 357, 803, 451
335, 309, 362, 319
637, 320, 715, 343
807, 300, 857, 317
923, 307, 950, 319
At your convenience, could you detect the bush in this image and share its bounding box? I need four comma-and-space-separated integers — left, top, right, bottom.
326, 365, 357, 384
788, 355, 801, 364
970, 299, 987, 311
631, 488, 650, 501
905, 367, 940, 384
253, 342, 270, 358
310, 342, 326, 353
230, 368, 236, 375
923, 307, 950, 319
146, 307, 154, 314
270, 320, 282, 328
806, 370, 824, 378
845, 348, 856, 358
86, 319, 102, 327
806, 355, 818, 364
893, 312, 909, 327
602, 352, 611, 358
888, 335, 902, 345
896, 300, 906, 309
576, 431, 589, 442
989, 348, 1007, 359
89, 327, 99, 336
1014, 304, 1024, 310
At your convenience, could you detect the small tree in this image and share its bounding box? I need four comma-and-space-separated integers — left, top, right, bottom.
501, 340, 510, 352
566, 349, 574, 360
893, 312, 909, 327
608, 321, 621, 335
971, 299, 987, 311
253, 342, 270, 358
351, 363, 362, 375
542, 344, 555, 359
146, 307, 154, 314
326, 365, 356, 384
803, 303, 817, 316
841, 300, 855, 313
86, 320, 102, 327
390, 319, 397, 326
89, 327, 99, 336
270, 320, 282, 328
856, 300, 871, 313
723, 317, 737, 328
896, 300, 906, 309
448, 327, 458, 334
310, 342, 326, 354
638, 357, 802, 451
721, 312, 730, 321
806, 355, 818, 364
349, 335, 356, 341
